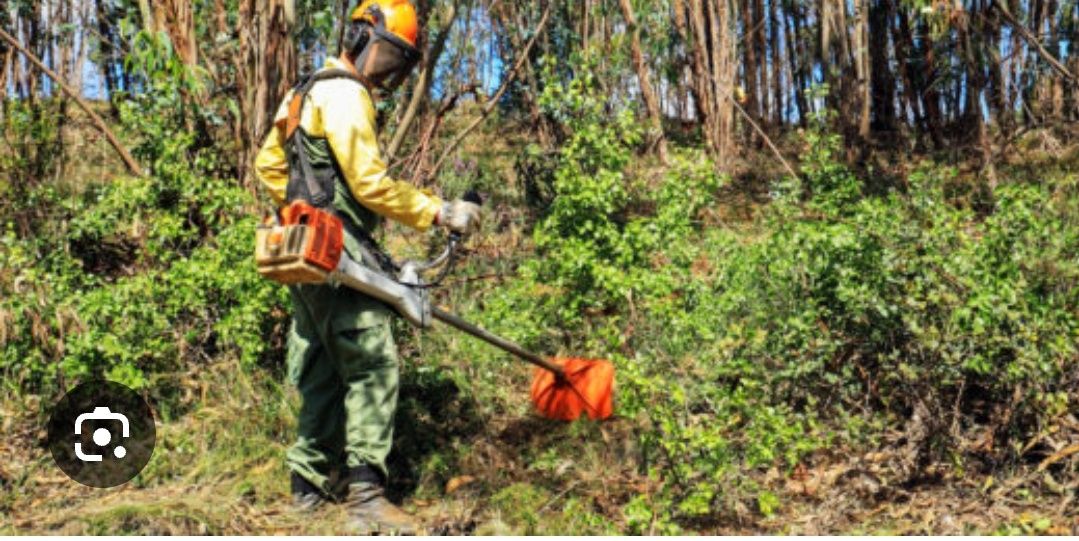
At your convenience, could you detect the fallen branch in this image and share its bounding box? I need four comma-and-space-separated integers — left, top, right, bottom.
710, 72, 801, 182
0, 26, 144, 177
426, 2, 552, 180
1038, 443, 1079, 472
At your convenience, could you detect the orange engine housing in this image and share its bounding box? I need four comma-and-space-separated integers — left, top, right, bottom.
255, 201, 344, 284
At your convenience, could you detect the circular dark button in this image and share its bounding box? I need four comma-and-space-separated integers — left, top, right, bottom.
47, 380, 156, 488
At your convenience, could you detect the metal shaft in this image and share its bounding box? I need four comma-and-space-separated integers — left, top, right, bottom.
431, 307, 565, 377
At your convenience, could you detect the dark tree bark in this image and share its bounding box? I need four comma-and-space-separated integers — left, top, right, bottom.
769, 0, 783, 126
868, 0, 895, 132
742, 0, 760, 128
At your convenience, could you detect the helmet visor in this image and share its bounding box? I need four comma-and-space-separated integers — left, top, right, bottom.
359, 26, 421, 91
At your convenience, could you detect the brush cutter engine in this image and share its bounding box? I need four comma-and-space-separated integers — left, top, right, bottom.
255, 201, 433, 327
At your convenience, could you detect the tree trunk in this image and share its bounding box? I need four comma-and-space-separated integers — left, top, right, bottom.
754, 0, 768, 123
692, 0, 718, 150
986, 0, 1008, 136
1047, 0, 1063, 118
156, 0, 198, 67
137, 0, 156, 34
769, 0, 783, 126
916, 17, 944, 146
237, 0, 297, 190
955, 0, 991, 164
618, 0, 669, 164
717, 0, 737, 156
674, 0, 713, 149
742, 0, 760, 131
789, 3, 810, 124
890, 0, 925, 138
689, 0, 737, 160
868, 0, 894, 132
853, 0, 870, 138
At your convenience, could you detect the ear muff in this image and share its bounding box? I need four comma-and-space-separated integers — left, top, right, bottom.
343, 20, 372, 59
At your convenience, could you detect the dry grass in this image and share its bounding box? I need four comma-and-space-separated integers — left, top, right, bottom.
4, 352, 1077, 535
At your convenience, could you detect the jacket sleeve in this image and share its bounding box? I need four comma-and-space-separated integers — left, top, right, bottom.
254, 123, 289, 205
319, 83, 443, 231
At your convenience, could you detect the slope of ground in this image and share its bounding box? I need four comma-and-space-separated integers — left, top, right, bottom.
2, 361, 1077, 535
3, 113, 1078, 534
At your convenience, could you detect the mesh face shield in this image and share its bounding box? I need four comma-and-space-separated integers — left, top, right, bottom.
354, 23, 421, 91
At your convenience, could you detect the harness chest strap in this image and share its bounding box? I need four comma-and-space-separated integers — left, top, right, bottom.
285, 69, 374, 208
282, 69, 397, 274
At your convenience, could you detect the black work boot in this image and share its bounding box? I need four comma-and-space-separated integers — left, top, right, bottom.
291, 472, 329, 512
344, 466, 420, 535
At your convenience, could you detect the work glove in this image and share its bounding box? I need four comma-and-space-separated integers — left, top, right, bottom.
437, 198, 482, 235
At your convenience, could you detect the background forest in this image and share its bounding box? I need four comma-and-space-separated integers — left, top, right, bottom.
1, 0, 1078, 534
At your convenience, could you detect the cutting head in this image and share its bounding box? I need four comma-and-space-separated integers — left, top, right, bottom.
530, 358, 614, 421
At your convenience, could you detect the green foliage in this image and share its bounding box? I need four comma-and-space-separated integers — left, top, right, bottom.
120, 30, 227, 180
0, 170, 286, 393
0, 98, 63, 190
490, 56, 722, 334
484, 482, 619, 535
0, 28, 285, 396
478, 91, 1079, 530
756, 490, 781, 518
5, 0, 1078, 533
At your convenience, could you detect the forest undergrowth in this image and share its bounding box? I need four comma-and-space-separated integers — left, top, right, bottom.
2, 65, 1079, 534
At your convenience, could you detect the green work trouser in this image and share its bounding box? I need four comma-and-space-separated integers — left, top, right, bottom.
285, 279, 399, 494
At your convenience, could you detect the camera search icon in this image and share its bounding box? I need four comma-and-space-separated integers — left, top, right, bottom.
74, 406, 130, 462
48, 381, 156, 488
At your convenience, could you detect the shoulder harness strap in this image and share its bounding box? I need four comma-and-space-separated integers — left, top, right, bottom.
283, 69, 375, 209
280, 68, 395, 271
284, 69, 374, 140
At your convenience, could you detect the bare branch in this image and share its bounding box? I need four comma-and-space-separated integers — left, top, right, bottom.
992, 0, 1075, 83
426, 1, 552, 180
0, 25, 144, 177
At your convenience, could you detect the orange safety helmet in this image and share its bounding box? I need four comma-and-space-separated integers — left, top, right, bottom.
345, 0, 421, 90
351, 0, 419, 47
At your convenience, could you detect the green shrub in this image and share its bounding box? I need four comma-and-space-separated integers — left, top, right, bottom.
0, 32, 286, 397
479, 90, 1079, 528
0, 174, 286, 394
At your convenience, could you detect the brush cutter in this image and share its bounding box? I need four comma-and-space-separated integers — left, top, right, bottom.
255, 199, 614, 421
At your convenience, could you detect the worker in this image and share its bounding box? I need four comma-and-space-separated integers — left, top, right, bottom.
253, 0, 481, 534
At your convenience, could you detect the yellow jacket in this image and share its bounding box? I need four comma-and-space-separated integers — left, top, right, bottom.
254, 57, 442, 231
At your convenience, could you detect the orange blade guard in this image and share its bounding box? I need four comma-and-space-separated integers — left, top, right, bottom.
530, 358, 614, 421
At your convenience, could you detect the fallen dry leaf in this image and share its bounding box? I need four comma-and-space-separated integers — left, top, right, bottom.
445, 475, 476, 494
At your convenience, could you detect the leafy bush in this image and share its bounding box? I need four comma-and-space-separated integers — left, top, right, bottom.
0, 33, 286, 396
0, 171, 286, 393
3, 28, 1076, 534
477, 74, 1079, 528
0, 96, 69, 240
